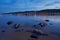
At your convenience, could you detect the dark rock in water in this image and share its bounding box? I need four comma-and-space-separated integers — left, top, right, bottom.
2, 30, 5, 32
14, 24, 20, 29
38, 22, 46, 27
33, 25, 36, 27
7, 21, 12, 25
45, 20, 49, 22
30, 35, 38, 39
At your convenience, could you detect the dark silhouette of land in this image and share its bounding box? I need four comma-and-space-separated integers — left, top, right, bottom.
1, 9, 60, 16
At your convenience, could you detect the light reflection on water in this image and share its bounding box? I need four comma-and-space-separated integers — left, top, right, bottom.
0, 15, 60, 37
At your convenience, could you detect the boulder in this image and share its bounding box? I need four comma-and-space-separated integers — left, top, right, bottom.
39, 22, 46, 27
45, 20, 49, 22
7, 21, 12, 25
14, 24, 20, 29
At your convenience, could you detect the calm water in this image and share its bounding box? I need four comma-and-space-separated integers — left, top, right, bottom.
0, 15, 60, 37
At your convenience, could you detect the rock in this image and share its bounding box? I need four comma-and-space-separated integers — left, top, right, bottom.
45, 20, 49, 22
33, 25, 37, 28
30, 35, 38, 39
38, 22, 46, 27
7, 21, 12, 25
2, 30, 5, 32
32, 29, 48, 36
14, 24, 20, 29
33, 29, 38, 33
33, 25, 36, 27
33, 29, 43, 34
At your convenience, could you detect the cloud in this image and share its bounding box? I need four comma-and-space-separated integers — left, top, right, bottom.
0, 0, 60, 13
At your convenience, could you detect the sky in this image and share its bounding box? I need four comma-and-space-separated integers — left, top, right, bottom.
0, 0, 60, 13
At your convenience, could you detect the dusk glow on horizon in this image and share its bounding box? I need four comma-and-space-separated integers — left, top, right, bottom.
0, 0, 60, 13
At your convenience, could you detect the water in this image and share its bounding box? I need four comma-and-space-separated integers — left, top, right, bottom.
0, 15, 60, 38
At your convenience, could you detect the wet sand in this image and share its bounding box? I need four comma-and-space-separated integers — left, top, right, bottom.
0, 28, 60, 40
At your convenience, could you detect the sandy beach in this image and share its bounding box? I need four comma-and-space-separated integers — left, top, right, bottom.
0, 28, 60, 40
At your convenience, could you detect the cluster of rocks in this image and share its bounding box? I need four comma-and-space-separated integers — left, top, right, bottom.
7, 21, 20, 29
27, 29, 48, 40
29, 20, 50, 39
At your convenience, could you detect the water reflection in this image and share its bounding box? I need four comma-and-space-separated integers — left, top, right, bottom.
0, 14, 60, 38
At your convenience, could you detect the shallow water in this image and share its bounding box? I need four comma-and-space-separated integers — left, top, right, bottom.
0, 15, 60, 38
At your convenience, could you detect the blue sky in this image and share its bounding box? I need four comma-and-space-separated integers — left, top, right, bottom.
0, 0, 60, 13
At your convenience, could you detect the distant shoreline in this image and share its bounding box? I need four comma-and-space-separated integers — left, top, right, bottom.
1, 9, 60, 16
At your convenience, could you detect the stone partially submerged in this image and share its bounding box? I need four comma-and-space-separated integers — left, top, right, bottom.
2, 30, 5, 32
7, 21, 13, 25
30, 29, 42, 39
14, 24, 20, 29
45, 20, 49, 22
30, 29, 48, 39
38, 22, 46, 27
